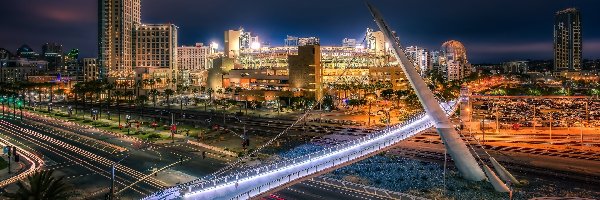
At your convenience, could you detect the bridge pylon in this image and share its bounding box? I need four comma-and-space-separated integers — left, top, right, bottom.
367, 2, 486, 181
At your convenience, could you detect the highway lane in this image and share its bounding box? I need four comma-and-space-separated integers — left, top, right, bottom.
0, 110, 228, 199
0, 118, 156, 197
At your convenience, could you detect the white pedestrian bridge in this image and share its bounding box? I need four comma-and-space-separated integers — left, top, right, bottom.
143, 101, 458, 200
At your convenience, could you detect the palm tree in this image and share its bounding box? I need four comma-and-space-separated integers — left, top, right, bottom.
124, 90, 135, 106
113, 90, 123, 106
216, 89, 223, 98
149, 89, 159, 108
104, 82, 115, 107
4, 170, 75, 200
163, 89, 175, 110
394, 89, 408, 107
137, 95, 149, 120
206, 88, 214, 102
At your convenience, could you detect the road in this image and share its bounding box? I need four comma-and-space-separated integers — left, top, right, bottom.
269, 179, 394, 200
0, 109, 227, 199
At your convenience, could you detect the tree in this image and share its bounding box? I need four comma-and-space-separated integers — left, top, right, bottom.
104, 82, 115, 107
163, 89, 175, 109
137, 95, 149, 120
149, 89, 159, 108
124, 90, 135, 106
113, 90, 123, 106
206, 88, 214, 102
4, 170, 75, 200
381, 89, 394, 101
394, 89, 408, 107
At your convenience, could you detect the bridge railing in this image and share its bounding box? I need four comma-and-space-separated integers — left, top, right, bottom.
144, 101, 459, 200
184, 112, 429, 192
225, 115, 437, 200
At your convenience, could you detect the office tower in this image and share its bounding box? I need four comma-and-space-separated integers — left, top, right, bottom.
239, 29, 259, 50
42, 42, 63, 71
366, 28, 386, 55
83, 58, 99, 81
288, 45, 322, 100
98, 0, 141, 78
133, 24, 178, 81
225, 30, 242, 58
405, 46, 430, 77
554, 8, 582, 71
178, 43, 213, 71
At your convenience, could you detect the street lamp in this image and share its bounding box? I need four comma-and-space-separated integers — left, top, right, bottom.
366, 93, 377, 127
109, 154, 130, 200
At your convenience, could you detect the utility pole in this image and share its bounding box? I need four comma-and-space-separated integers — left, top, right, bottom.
171, 113, 175, 143
495, 102, 499, 134
110, 154, 129, 200
533, 104, 536, 131
549, 112, 553, 141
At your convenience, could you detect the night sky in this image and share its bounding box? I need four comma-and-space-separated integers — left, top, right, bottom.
1, 0, 599, 63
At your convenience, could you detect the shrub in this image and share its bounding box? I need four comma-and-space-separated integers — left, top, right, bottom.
147, 133, 162, 139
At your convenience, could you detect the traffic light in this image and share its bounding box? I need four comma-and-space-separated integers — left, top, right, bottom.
14, 154, 19, 162
12, 146, 16, 157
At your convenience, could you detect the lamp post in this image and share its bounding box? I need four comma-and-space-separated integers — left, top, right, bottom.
109, 154, 130, 200
366, 93, 377, 127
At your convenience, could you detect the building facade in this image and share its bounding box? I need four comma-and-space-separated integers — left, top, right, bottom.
554, 8, 582, 71
177, 43, 213, 71
133, 23, 178, 85
0, 59, 48, 83
405, 46, 430, 77
503, 61, 528, 74
98, 0, 141, 78
42, 42, 63, 71
439, 40, 471, 81
288, 45, 322, 99
83, 58, 99, 82
366, 28, 386, 55
225, 30, 242, 58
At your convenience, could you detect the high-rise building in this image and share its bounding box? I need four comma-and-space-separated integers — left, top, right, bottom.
178, 43, 213, 71
98, 0, 141, 79
554, 8, 582, 71
178, 43, 214, 86
366, 28, 386, 55
440, 40, 471, 81
42, 42, 63, 71
405, 46, 430, 77
83, 58, 99, 82
239, 29, 259, 50
225, 30, 242, 58
133, 24, 178, 83
288, 45, 322, 100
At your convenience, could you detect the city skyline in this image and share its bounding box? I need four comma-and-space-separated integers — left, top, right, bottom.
1, 0, 600, 63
